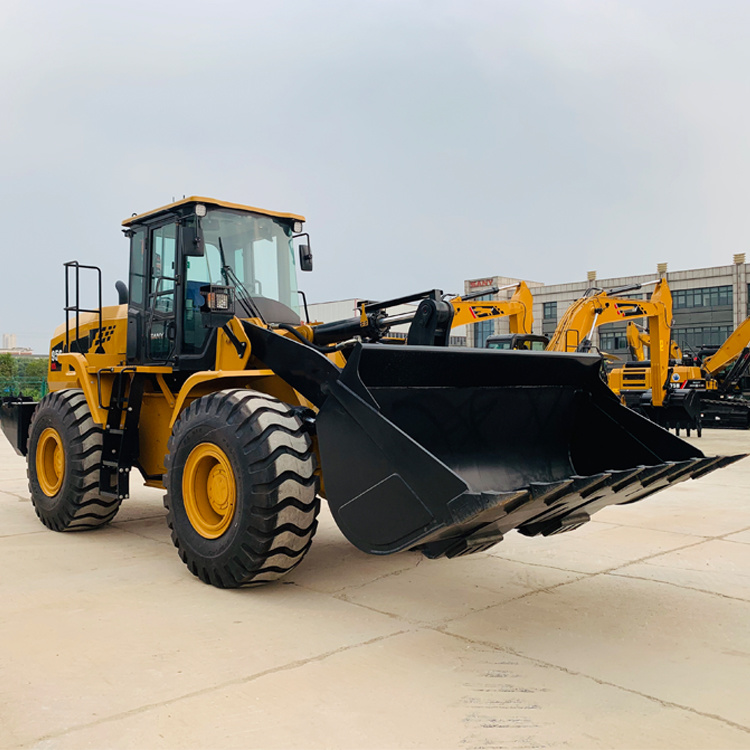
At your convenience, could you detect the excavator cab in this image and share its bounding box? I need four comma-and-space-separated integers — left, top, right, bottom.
485, 334, 550, 351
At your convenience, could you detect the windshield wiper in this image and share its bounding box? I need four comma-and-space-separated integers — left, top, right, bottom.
217, 237, 266, 324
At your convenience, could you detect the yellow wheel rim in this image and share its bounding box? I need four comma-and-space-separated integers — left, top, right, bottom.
37, 427, 65, 497
183, 443, 237, 539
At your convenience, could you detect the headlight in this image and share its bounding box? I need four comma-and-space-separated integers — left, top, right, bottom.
200, 285, 235, 315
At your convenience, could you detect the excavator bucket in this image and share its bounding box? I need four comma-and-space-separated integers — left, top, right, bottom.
244, 325, 744, 559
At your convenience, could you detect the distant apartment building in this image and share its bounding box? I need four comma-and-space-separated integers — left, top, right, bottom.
464, 255, 748, 356
0, 333, 32, 355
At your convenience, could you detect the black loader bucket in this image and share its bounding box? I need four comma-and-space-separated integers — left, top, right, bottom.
0, 396, 37, 456
244, 325, 744, 559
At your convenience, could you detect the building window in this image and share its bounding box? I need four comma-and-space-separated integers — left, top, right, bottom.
472, 293, 495, 348
673, 325, 733, 352
543, 301, 557, 320
673, 285, 732, 309
599, 331, 629, 351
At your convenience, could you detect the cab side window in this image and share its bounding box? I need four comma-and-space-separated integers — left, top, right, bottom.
147, 222, 177, 359
129, 227, 147, 307
151, 224, 177, 311
182, 243, 224, 354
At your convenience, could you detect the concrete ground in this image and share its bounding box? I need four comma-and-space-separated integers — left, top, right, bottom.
1, 431, 750, 750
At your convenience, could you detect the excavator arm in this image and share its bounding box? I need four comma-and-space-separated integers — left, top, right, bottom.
548, 280, 672, 407
627, 321, 647, 361
703, 316, 750, 375
626, 321, 682, 362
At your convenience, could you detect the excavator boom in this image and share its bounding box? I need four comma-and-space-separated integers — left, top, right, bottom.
450, 281, 534, 334
703, 316, 750, 375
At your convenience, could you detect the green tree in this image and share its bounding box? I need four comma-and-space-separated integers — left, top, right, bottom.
14, 357, 49, 399
17, 357, 48, 379
0, 353, 16, 378
0, 353, 18, 397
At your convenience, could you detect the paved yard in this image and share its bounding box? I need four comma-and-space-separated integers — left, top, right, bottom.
1, 430, 749, 749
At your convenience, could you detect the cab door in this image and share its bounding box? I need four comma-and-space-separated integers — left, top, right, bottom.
145, 221, 178, 361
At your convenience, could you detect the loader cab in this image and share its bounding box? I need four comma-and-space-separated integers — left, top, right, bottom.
485, 334, 549, 351
123, 197, 306, 370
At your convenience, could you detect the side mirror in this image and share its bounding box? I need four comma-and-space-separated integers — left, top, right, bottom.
299, 244, 313, 272
182, 220, 205, 257
295, 233, 313, 272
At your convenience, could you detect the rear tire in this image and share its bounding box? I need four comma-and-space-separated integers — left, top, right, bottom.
164, 389, 320, 587
27, 389, 121, 530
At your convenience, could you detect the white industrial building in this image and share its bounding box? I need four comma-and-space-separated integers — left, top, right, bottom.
464, 255, 748, 356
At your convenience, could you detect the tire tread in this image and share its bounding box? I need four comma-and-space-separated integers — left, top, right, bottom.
27, 389, 121, 531
164, 389, 320, 587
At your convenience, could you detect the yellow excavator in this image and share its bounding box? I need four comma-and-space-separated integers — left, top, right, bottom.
567, 280, 702, 432
628, 318, 750, 429
626, 321, 682, 362
0, 197, 742, 588
488, 279, 702, 432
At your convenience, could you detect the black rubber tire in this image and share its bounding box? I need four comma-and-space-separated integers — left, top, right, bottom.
164, 389, 320, 587
27, 389, 121, 530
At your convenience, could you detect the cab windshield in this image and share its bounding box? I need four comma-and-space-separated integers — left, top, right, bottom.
186, 208, 299, 312
486, 340, 511, 350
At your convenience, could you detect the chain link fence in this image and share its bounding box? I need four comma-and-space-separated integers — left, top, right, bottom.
0, 377, 49, 401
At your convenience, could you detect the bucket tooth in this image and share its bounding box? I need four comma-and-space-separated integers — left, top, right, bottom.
421, 522, 506, 559
562, 467, 646, 519
689, 454, 744, 480
517, 474, 612, 536
613, 463, 679, 505
608, 466, 651, 491
539, 511, 591, 537
527, 480, 575, 507
417, 490, 527, 559
566, 474, 613, 500
664, 460, 704, 484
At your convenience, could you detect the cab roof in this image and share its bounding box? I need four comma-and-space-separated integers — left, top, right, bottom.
121, 196, 305, 227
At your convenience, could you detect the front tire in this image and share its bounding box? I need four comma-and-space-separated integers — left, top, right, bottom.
27, 389, 121, 530
164, 389, 320, 587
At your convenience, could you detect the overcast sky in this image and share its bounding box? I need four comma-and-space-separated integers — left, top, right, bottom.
3, 0, 750, 353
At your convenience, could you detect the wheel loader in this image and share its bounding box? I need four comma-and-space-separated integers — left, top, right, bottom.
0, 197, 744, 588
